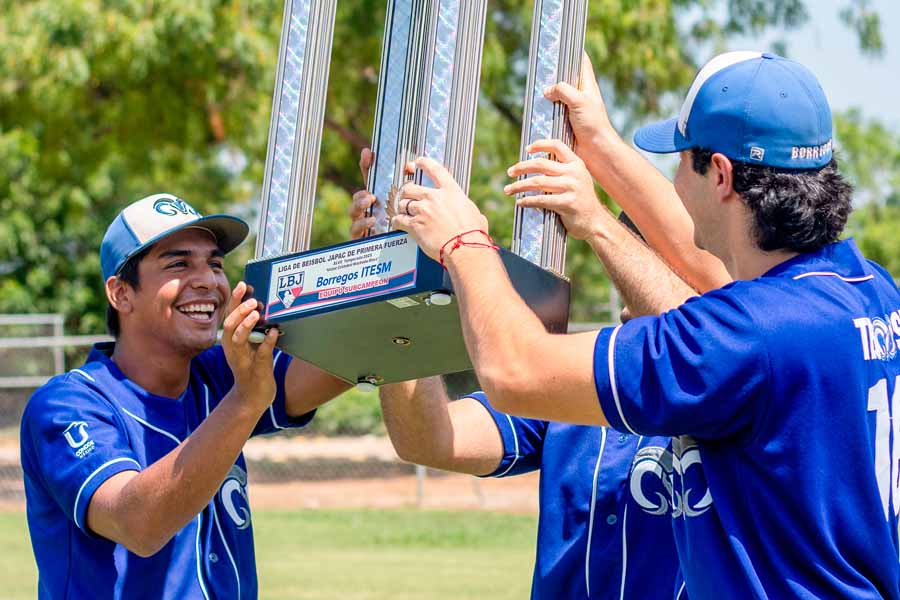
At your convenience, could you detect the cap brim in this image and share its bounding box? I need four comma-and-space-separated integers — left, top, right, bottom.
112, 214, 250, 277
634, 117, 691, 154
190, 214, 250, 254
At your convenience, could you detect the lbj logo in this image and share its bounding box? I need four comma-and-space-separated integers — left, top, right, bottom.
63, 421, 95, 459
277, 273, 304, 309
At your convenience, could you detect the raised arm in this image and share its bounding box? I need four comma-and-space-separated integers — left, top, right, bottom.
380, 378, 505, 476
86, 289, 282, 556
506, 141, 695, 317
391, 158, 611, 424
544, 53, 731, 292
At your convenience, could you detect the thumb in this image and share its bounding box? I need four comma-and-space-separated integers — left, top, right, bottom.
359, 148, 374, 183
579, 52, 602, 97
545, 82, 583, 109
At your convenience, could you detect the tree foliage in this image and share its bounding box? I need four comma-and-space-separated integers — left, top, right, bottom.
0, 0, 892, 331
838, 109, 900, 274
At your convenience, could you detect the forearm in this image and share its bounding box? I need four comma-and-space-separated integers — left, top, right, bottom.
581, 131, 730, 292
445, 249, 603, 425
285, 359, 352, 417
587, 207, 697, 317
88, 392, 263, 556
380, 378, 501, 476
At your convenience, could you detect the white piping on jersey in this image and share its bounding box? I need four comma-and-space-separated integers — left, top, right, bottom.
73, 457, 141, 529
792, 271, 875, 283
195, 512, 211, 600
119, 406, 182, 446
618, 436, 641, 600
676, 581, 687, 599
70, 369, 96, 383
584, 427, 608, 596
607, 326, 637, 434
202, 383, 242, 599
619, 503, 630, 600
210, 499, 241, 598
496, 414, 522, 477
268, 351, 285, 430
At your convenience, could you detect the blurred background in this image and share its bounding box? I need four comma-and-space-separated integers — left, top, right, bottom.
0, 0, 897, 598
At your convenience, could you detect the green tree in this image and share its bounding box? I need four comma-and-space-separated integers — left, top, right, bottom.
838, 109, 900, 275
0, 0, 891, 332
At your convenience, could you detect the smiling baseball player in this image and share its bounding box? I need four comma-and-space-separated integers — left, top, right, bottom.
20, 194, 348, 599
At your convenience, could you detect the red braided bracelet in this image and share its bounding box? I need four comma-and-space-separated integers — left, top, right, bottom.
439, 230, 499, 269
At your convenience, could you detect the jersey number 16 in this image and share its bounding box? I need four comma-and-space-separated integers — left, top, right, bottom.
868, 376, 900, 524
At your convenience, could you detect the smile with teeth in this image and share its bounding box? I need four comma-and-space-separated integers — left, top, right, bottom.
177, 303, 217, 322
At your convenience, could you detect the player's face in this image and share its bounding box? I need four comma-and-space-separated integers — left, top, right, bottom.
130, 228, 230, 356
674, 150, 717, 253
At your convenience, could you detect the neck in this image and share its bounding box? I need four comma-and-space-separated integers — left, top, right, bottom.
719, 235, 799, 281
111, 333, 192, 398
714, 205, 799, 281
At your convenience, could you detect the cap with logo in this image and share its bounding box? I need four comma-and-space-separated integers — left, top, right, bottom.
634, 52, 833, 170
100, 193, 250, 281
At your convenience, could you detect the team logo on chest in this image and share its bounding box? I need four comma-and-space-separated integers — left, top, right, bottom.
220, 465, 251, 530
671, 436, 713, 518
628, 438, 713, 518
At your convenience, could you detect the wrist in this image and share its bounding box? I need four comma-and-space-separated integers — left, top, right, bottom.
585, 125, 624, 158
443, 242, 497, 272
224, 386, 272, 419
439, 230, 498, 269
587, 208, 628, 248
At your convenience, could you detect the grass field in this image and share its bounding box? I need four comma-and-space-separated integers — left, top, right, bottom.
0, 508, 537, 599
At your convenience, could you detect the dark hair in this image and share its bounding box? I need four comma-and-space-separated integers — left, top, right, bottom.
690, 148, 853, 253
105, 248, 150, 337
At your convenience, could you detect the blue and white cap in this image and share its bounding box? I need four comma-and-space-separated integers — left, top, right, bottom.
100, 193, 249, 280
634, 52, 834, 169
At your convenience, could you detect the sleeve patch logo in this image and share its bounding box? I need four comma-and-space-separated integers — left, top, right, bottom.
63, 421, 95, 458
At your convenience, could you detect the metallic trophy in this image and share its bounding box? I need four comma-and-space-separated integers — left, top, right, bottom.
513, 0, 589, 275
245, 0, 585, 388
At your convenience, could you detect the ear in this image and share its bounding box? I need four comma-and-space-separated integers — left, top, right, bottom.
106, 276, 134, 316
710, 153, 736, 202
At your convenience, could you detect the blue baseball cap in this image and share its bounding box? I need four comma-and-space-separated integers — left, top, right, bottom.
100, 193, 249, 280
634, 52, 833, 169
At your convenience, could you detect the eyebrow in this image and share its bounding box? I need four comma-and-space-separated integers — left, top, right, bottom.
157, 248, 225, 260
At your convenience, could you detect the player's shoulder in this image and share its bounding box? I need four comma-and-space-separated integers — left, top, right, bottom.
22, 364, 117, 429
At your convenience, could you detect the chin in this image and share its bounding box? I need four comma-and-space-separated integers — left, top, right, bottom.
175, 330, 219, 356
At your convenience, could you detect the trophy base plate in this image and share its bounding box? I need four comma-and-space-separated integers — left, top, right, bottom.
244, 232, 570, 386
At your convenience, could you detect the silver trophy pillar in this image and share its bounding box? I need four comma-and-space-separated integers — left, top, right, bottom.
255, 0, 337, 259
512, 0, 589, 275
368, 0, 487, 231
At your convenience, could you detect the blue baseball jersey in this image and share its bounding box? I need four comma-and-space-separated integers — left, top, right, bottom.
20, 342, 313, 600
593, 239, 900, 599
468, 392, 681, 599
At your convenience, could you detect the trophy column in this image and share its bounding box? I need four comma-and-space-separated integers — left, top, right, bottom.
256, 0, 337, 260
512, 0, 589, 275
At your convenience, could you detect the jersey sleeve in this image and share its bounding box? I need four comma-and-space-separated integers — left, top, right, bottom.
593, 288, 771, 439
466, 391, 547, 477
252, 349, 316, 436
20, 380, 141, 534
196, 346, 316, 436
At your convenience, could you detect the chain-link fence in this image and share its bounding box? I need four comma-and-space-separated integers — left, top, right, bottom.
0, 291, 620, 510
